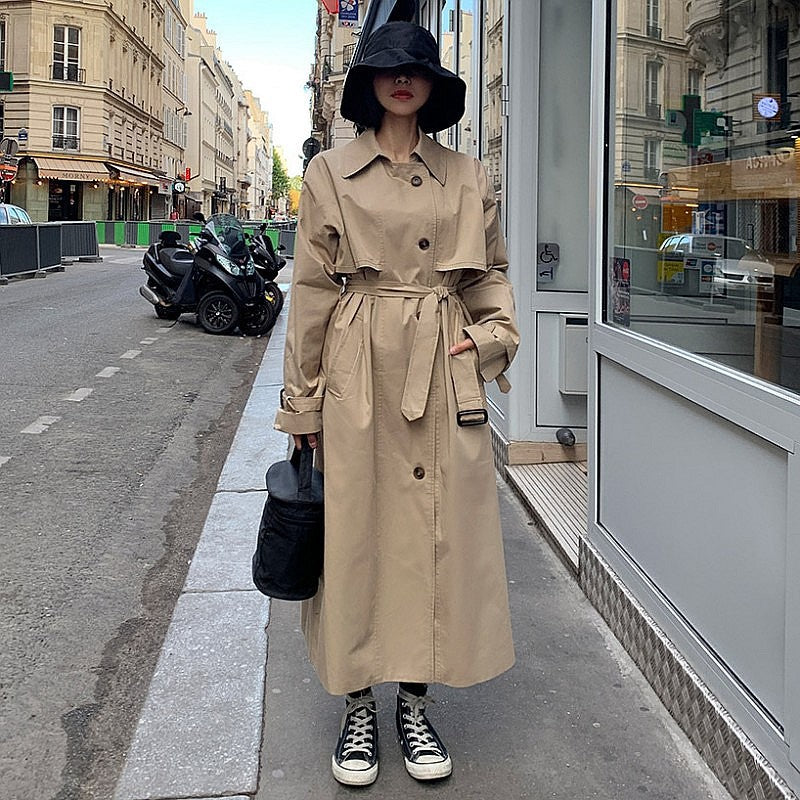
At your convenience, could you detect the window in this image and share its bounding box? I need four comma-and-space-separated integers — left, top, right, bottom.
646, 0, 661, 38
53, 106, 79, 149
438, 0, 478, 156
643, 138, 660, 179
645, 61, 661, 118
608, 4, 800, 396
0, 19, 6, 70
53, 25, 81, 81
688, 68, 702, 97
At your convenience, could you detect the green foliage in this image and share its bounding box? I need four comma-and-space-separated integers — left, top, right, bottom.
272, 149, 290, 198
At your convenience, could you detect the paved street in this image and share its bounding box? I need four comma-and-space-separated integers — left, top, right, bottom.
0, 246, 270, 800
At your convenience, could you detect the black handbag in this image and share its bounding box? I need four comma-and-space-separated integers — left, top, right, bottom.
252, 441, 324, 600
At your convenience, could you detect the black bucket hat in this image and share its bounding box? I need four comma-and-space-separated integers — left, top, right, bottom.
341, 21, 466, 133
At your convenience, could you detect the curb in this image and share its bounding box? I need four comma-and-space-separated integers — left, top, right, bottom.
113, 295, 290, 800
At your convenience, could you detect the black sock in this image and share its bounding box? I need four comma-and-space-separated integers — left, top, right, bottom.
399, 681, 427, 697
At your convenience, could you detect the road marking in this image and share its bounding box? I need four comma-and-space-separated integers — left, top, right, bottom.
96, 366, 121, 378
140, 337, 158, 345
21, 416, 61, 435
63, 388, 94, 402
0, 456, 10, 468
120, 349, 142, 359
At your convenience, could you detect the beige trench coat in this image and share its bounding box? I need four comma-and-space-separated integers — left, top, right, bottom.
274, 129, 519, 695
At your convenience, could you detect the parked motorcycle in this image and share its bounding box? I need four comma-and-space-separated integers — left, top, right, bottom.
248, 223, 287, 318
139, 214, 277, 336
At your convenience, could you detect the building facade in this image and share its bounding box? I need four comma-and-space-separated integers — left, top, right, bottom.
160, 0, 189, 219
2, 0, 166, 222
0, 0, 271, 222
308, 1, 364, 153
244, 89, 273, 221
334, 0, 800, 797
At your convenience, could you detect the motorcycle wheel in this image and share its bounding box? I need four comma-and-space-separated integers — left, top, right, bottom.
239, 299, 278, 336
155, 304, 181, 320
264, 282, 284, 316
197, 291, 240, 335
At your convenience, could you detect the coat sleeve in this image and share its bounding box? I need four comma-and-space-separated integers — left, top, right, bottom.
459, 160, 520, 390
274, 156, 342, 435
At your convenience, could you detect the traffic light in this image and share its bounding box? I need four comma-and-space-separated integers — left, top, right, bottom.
0, 72, 13, 92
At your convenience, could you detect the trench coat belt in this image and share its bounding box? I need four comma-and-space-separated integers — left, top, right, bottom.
343, 280, 485, 423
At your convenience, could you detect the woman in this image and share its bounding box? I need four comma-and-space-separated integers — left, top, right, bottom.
275, 21, 519, 786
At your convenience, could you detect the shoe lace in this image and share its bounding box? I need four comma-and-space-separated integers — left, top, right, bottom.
341, 697, 376, 760
400, 694, 443, 756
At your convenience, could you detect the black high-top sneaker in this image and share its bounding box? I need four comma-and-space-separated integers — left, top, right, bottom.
332, 691, 379, 786
395, 687, 452, 780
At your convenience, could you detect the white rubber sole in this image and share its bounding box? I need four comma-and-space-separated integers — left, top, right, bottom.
331, 756, 379, 786
403, 755, 453, 781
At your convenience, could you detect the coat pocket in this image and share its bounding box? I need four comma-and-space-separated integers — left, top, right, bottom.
324, 302, 365, 400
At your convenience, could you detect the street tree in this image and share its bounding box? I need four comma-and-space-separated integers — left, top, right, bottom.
272, 149, 290, 199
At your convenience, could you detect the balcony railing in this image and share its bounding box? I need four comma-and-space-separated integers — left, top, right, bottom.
645, 102, 662, 119
646, 24, 662, 39
322, 46, 357, 81
643, 166, 660, 180
52, 135, 80, 150
343, 43, 356, 70
51, 63, 85, 83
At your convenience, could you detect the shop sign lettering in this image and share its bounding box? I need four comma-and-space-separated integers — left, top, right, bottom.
746, 150, 793, 170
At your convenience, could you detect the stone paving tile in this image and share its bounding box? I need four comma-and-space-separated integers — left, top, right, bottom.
113, 591, 270, 800
216, 386, 289, 492
184, 490, 268, 593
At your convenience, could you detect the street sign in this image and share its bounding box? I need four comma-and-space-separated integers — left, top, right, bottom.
632, 194, 649, 210
173, 180, 186, 194
302, 137, 321, 159
0, 137, 18, 156
185, 166, 191, 181
0, 165, 18, 181
17, 129, 28, 143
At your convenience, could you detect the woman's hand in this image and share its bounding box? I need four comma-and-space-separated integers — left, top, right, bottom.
293, 433, 319, 450
449, 338, 476, 356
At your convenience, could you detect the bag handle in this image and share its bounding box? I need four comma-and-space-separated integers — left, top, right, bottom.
290, 437, 315, 500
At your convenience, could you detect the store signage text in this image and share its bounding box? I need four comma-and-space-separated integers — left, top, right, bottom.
746, 150, 793, 170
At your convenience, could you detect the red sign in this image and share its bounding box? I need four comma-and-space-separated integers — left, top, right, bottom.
321, 0, 338, 12
184, 166, 191, 181
632, 194, 649, 210
0, 165, 17, 181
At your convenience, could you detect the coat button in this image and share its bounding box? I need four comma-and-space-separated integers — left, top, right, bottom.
413, 466, 425, 480
418, 238, 430, 250
410, 175, 423, 186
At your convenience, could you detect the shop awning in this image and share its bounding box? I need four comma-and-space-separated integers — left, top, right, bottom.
106, 162, 163, 187
32, 157, 110, 182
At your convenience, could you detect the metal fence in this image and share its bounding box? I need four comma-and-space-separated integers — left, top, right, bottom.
0, 221, 99, 280
0, 219, 293, 281
94, 220, 290, 253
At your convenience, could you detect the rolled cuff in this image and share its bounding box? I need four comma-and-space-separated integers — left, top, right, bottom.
273, 393, 323, 435
274, 407, 323, 435
464, 322, 511, 385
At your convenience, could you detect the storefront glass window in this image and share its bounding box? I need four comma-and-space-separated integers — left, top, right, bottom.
480, 0, 503, 213
608, 1, 800, 395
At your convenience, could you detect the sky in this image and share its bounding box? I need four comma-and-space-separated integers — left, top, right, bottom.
193, 0, 319, 176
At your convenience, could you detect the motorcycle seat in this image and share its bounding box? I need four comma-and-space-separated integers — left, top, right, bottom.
159, 247, 194, 276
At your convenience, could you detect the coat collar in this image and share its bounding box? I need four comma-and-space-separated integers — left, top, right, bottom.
340, 128, 447, 185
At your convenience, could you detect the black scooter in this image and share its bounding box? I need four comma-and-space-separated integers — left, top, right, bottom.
248, 223, 287, 318
139, 214, 275, 336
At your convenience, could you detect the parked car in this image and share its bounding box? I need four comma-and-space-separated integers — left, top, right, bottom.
657, 234, 773, 296
0, 203, 32, 225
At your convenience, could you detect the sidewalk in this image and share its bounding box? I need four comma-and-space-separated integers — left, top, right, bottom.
113, 282, 732, 800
